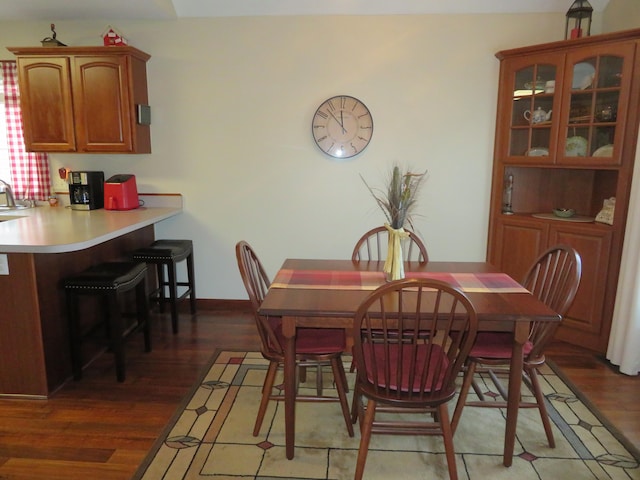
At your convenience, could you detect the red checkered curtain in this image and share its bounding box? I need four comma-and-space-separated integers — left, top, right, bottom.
1, 61, 50, 200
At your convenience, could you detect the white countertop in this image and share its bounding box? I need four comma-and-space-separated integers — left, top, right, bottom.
0, 199, 182, 253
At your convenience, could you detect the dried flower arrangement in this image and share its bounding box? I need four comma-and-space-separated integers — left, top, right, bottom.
361, 164, 428, 230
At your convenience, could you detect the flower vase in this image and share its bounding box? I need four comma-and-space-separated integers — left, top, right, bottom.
383, 224, 409, 281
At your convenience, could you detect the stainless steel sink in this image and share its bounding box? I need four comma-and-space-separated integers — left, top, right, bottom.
0, 205, 30, 210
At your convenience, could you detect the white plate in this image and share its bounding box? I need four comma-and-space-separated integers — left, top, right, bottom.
532, 213, 594, 223
572, 62, 596, 89
565, 136, 588, 156
526, 147, 549, 156
593, 144, 614, 157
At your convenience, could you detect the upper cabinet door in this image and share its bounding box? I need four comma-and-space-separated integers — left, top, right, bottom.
9, 46, 151, 154
559, 42, 636, 166
72, 55, 133, 153
497, 53, 565, 164
16, 57, 76, 152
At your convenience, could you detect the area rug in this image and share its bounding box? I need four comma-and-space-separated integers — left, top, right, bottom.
133, 350, 640, 480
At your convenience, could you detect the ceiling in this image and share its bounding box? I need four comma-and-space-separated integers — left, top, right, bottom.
0, 0, 610, 21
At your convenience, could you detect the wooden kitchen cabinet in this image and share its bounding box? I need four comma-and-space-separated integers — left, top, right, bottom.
493, 216, 549, 281
487, 29, 640, 353
7, 46, 151, 153
548, 223, 612, 348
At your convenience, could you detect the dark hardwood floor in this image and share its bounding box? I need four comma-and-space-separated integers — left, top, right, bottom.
0, 306, 637, 479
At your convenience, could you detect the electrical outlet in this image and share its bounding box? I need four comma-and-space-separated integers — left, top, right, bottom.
0, 254, 8, 275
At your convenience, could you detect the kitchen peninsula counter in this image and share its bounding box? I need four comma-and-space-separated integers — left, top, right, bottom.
0, 196, 182, 398
0, 203, 181, 253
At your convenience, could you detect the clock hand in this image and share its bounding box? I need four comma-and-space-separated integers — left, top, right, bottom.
329, 110, 347, 134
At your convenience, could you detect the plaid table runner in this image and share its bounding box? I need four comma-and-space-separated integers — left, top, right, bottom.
271, 269, 528, 293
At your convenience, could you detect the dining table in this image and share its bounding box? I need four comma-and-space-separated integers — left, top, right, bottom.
258, 258, 561, 466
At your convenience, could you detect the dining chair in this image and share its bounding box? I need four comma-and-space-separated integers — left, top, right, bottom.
350, 226, 430, 373
235, 241, 354, 437
351, 225, 429, 263
350, 278, 478, 480
450, 244, 582, 448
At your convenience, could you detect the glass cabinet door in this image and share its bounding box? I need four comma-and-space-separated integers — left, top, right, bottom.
560, 43, 635, 165
502, 54, 564, 163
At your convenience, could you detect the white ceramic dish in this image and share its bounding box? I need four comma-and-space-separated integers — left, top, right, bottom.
565, 136, 588, 156
553, 208, 575, 218
531, 212, 594, 223
593, 144, 614, 157
572, 62, 596, 89
526, 147, 549, 156
524, 78, 544, 90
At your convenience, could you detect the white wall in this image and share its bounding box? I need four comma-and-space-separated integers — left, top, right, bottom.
0, 13, 612, 299
603, 0, 640, 31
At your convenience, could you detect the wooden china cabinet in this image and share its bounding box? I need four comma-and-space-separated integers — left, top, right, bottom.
7, 46, 151, 153
487, 28, 640, 353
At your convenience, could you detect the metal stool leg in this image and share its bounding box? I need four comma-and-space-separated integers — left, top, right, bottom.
102, 295, 112, 343
167, 260, 179, 334
108, 293, 126, 383
187, 251, 197, 314
66, 290, 83, 381
136, 278, 151, 352
156, 263, 166, 313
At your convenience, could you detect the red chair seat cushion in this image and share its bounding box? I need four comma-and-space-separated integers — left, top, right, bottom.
469, 332, 533, 359
362, 343, 449, 392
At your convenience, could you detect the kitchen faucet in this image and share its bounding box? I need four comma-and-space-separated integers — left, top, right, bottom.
0, 178, 17, 208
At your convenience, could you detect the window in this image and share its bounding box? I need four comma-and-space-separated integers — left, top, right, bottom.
0, 61, 50, 200
0, 71, 11, 181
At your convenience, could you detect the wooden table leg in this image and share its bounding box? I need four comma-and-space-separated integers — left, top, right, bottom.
282, 316, 297, 460
504, 320, 528, 467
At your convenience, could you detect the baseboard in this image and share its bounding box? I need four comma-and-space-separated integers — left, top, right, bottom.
189, 298, 252, 312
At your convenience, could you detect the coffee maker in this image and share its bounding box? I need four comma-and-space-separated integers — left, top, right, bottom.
68, 171, 104, 210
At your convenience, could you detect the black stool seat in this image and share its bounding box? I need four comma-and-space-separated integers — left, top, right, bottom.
64, 262, 148, 291
65, 261, 151, 382
131, 239, 197, 334
132, 239, 192, 263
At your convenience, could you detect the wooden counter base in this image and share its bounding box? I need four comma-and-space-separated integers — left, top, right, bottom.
0, 226, 154, 398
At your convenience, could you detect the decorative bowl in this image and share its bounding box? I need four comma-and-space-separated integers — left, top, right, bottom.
553, 208, 575, 218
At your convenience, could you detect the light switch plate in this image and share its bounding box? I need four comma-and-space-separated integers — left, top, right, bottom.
0, 254, 8, 275
52, 177, 68, 192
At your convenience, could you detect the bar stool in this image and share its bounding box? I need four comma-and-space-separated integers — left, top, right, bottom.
131, 239, 197, 334
65, 262, 151, 382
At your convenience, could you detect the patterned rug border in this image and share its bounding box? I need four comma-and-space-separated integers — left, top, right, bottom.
132, 350, 640, 479
131, 348, 233, 479
546, 358, 640, 462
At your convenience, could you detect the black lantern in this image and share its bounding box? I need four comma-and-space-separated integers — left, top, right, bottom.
565, 0, 593, 39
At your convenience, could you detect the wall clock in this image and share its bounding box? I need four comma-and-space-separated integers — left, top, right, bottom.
312, 95, 373, 159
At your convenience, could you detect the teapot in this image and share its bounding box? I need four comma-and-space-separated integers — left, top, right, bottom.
524, 107, 552, 124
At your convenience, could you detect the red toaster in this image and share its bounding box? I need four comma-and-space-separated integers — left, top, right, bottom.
104, 174, 139, 210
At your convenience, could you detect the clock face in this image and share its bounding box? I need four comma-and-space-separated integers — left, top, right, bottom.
312, 95, 373, 159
